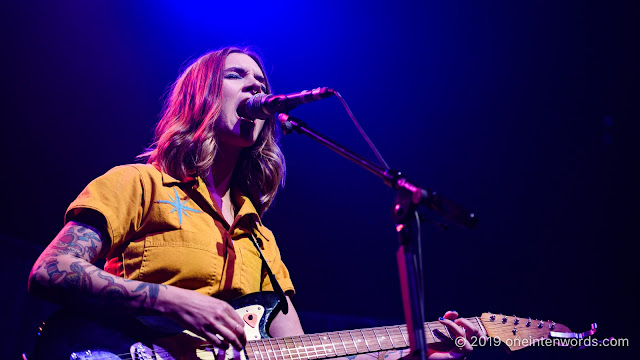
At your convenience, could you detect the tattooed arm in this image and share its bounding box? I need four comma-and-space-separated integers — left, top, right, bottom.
28, 221, 247, 350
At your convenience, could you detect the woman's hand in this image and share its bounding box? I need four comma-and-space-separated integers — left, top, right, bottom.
161, 287, 247, 351
426, 310, 486, 359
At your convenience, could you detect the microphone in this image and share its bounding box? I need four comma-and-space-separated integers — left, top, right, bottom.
238, 87, 335, 120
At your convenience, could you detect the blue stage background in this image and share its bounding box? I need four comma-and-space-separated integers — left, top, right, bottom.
1, 1, 637, 359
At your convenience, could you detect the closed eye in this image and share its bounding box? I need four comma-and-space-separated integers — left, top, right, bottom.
224, 67, 267, 92
224, 72, 242, 79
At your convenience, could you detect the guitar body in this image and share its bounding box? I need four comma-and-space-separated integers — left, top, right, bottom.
34, 292, 282, 360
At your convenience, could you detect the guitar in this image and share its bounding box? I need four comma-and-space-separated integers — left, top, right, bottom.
33, 291, 596, 360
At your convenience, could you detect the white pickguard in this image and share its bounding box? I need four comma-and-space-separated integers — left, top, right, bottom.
235, 303, 266, 341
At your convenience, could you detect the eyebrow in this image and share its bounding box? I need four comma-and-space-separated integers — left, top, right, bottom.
224, 66, 266, 85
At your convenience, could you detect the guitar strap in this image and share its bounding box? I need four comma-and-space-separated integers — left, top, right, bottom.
248, 230, 289, 314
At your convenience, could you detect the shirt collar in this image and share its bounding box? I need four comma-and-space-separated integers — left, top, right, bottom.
159, 166, 196, 186
232, 188, 263, 226
161, 172, 181, 185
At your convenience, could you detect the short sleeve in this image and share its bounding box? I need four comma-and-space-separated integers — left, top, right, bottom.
65, 165, 146, 258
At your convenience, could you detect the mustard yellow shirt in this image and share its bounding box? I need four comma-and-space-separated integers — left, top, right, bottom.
65, 164, 294, 300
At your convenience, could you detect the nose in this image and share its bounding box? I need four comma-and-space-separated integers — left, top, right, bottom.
244, 77, 264, 95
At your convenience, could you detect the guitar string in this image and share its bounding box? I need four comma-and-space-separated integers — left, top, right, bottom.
72, 317, 548, 360
234, 317, 472, 360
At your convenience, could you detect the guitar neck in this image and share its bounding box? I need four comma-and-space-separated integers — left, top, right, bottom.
244, 317, 485, 360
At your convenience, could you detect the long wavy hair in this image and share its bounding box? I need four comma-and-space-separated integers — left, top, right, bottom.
139, 47, 285, 215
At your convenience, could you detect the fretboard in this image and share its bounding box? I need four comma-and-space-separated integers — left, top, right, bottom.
244, 317, 485, 360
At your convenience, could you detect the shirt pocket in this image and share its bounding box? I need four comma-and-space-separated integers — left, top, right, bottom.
138, 229, 224, 293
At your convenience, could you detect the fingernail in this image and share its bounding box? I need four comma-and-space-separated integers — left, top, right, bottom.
439, 316, 445, 320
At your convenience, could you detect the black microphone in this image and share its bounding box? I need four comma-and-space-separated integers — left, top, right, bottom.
238, 87, 335, 120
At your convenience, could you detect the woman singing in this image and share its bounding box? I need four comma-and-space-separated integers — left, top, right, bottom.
28, 46, 481, 359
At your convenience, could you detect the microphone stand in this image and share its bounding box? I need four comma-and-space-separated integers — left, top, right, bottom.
279, 113, 477, 360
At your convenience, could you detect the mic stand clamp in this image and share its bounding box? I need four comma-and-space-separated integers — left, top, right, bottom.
393, 188, 428, 360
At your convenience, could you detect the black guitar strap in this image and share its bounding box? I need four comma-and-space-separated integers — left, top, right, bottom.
247, 230, 289, 315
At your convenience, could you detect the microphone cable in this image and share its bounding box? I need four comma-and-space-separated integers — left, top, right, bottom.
333, 91, 390, 170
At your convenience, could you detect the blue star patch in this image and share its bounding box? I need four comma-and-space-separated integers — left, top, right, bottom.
156, 188, 202, 226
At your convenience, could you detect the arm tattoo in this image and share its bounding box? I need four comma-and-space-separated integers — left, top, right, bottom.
95, 272, 166, 308
96, 272, 142, 301
132, 282, 164, 307
44, 258, 97, 290
35, 223, 103, 269
33, 222, 167, 310
40, 258, 166, 308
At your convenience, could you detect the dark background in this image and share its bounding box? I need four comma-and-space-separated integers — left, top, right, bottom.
1, 1, 637, 359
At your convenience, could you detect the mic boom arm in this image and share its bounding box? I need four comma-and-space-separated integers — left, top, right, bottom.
278, 113, 477, 229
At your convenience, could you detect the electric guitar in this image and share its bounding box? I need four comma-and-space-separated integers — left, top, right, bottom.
32, 291, 597, 360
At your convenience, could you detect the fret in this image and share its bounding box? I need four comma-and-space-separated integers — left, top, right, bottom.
398, 325, 409, 347
384, 327, 396, 348
309, 334, 324, 359
274, 337, 292, 360
301, 334, 320, 359
337, 331, 351, 355
347, 331, 358, 353
345, 331, 357, 354
309, 334, 320, 359
373, 327, 392, 350
267, 337, 281, 360
473, 317, 488, 337
359, 329, 372, 353
327, 331, 343, 356
284, 336, 301, 360
316, 333, 332, 358
426, 322, 439, 343
326, 331, 341, 356
432, 322, 451, 341
389, 326, 405, 348
423, 322, 435, 344
258, 339, 273, 360
313, 334, 327, 359
303, 334, 314, 359
319, 333, 334, 358
247, 341, 261, 360
292, 336, 308, 359
302, 334, 318, 359
372, 327, 386, 351
347, 330, 362, 354
253, 340, 267, 360
443, 323, 454, 340
298, 335, 309, 360
361, 328, 381, 352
